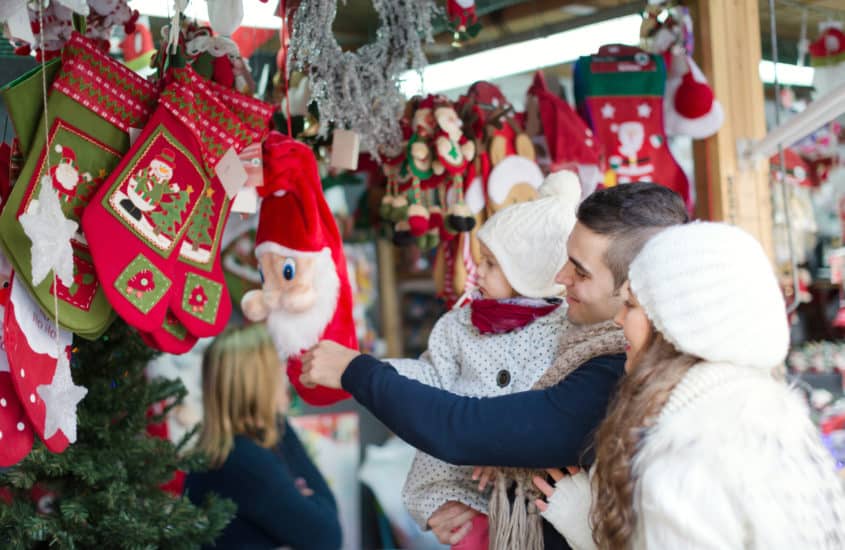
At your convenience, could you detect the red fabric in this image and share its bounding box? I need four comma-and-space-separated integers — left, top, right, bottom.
451, 514, 489, 550
231, 27, 276, 59
470, 299, 560, 335
259, 133, 354, 406
3, 276, 68, 453
528, 71, 600, 169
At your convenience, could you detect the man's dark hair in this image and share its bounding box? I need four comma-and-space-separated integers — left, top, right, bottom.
577, 183, 689, 289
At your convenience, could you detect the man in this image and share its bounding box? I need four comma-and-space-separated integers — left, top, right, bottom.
302, 183, 688, 547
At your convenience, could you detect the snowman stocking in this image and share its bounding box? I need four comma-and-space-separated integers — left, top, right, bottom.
165, 72, 271, 337
81, 66, 249, 333
574, 45, 690, 206
0, 33, 158, 339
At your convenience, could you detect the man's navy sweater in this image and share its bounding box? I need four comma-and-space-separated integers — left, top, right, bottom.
340, 352, 626, 549
184, 421, 342, 550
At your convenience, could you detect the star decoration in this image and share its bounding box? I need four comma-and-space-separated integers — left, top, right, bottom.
206, 188, 215, 198
637, 103, 652, 118
36, 354, 87, 443
19, 178, 78, 288
98, 168, 107, 178
186, 185, 194, 194
601, 103, 615, 119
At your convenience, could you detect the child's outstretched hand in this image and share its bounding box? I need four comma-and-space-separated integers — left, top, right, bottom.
533, 467, 596, 550
471, 466, 497, 491
300, 340, 361, 389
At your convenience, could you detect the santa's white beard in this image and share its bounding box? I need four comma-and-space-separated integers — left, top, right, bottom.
55, 164, 78, 190
266, 252, 340, 359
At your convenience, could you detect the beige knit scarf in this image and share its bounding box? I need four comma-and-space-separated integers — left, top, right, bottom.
487, 320, 626, 550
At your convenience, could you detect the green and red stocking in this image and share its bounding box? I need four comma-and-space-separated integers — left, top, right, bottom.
0, 33, 158, 339
574, 45, 689, 206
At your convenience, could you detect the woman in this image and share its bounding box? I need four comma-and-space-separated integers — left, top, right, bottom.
536, 222, 845, 549
184, 324, 342, 549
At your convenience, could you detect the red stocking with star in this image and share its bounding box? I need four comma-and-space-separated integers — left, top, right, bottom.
574, 45, 690, 208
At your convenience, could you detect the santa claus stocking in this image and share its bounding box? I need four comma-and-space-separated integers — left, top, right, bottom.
81, 66, 250, 334
0, 33, 158, 339
4, 275, 82, 454
165, 72, 272, 338
0, 260, 35, 466
574, 45, 690, 207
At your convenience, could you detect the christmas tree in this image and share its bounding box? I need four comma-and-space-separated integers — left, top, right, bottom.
151, 190, 190, 238
0, 320, 234, 547
186, 190, 214, 252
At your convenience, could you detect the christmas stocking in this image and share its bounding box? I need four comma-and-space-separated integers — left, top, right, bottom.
81, 65, 249, 334
0, 260, 35, 466
164, 70, 271, 338
4, 274, 81, 454
0, 33, 158, 339
574, 45, 690, 207
0, 58, 61, 159
139, 311, 198, 356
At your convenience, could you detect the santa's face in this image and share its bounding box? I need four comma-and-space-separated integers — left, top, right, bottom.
150, 159, 174, 181
617, 122, 645, 156
435, 106, 462, 139
258, 253, 320, 313
258, 250, 340, 358
54, 162, 78, 190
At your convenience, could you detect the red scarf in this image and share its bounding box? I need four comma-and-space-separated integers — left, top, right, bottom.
470, 298, 561, 335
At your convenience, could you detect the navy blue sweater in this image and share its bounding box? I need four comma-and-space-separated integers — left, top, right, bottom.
341, 353, 625, 550
342, 353, 625, 468
184, 421, 342, 550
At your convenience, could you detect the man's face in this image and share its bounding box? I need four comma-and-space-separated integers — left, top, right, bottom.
556, 222, 625, 325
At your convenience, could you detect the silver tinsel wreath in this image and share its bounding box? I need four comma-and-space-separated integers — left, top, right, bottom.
288, 0, 439, 158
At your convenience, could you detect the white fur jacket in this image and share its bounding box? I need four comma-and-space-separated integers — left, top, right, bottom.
541, 362, 845, 549
388, 302, 569, 528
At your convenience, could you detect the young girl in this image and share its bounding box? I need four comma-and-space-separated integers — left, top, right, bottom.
183, 324, 342, 549
536, 222, 845, 549
388, 172, 583, 549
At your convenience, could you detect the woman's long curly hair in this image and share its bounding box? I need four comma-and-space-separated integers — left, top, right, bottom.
590, 331, 700, 549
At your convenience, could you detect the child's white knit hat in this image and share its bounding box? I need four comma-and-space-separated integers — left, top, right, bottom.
477, 170, 581, 298
629, 222, 789, 369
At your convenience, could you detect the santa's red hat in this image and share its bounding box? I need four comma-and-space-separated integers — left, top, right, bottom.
55, 144, 75, 164
156, 148, 176, 166
809, 23, 845, 66
664, 57, 724, 139
257, 131, 355, 406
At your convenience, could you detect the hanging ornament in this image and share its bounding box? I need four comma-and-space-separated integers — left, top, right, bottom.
810, 21, 845, 99
447, 0, 481, 45
4, 275, 77, 452
288, 0, 439, 157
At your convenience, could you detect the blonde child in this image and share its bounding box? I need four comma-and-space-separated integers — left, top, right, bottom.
184, 324, 342, 549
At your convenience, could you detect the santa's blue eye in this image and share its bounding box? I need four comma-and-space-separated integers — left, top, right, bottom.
258, 266, 264, 284
282, 259, 296, 281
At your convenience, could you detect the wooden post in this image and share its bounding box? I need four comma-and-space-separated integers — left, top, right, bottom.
691, 0, 773, 255
376, 238, 402, 358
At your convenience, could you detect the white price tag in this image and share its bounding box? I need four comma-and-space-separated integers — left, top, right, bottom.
215, 147, 249, 199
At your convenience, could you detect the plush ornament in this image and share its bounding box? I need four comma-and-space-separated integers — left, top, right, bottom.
120, 21, 155, 73
526, 71, 600, 196
486, 155, 544, 214
663, 55, 724, 139
19, 1, 74, 62
4, 275, 78, 453
0, 33, 158, 339
85, 0, 140, 52
433, 99, 474, 175
0, 256, 35, 467
574, 45, 691, 209
240, 132, 354, 406
82, 65, 252, 335
810, 22, 845, 98
446, 0, 480, 39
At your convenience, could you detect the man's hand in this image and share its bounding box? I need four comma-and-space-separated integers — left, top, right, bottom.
427, 501, 478, 545
300, 340, 361, 389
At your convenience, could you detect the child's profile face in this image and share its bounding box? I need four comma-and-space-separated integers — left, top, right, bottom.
476, 243, 516, 300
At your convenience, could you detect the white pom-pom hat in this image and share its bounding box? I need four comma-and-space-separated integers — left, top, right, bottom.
477, 170, 582, 298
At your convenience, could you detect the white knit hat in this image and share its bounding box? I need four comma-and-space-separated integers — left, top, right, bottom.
628, 222, 789, 369
477, 170, 582, 298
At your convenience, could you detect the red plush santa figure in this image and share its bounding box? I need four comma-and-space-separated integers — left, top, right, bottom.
241, 132, 354, 406
51, 144, 80, 204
